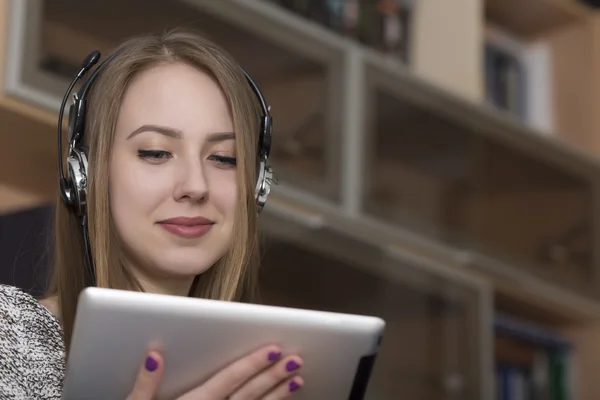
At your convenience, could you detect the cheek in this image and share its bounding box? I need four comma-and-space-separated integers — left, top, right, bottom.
109, 157, 165, 222
210, 174, 238, 218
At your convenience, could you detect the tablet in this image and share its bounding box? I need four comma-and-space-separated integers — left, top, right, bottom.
62, 287, 386, 400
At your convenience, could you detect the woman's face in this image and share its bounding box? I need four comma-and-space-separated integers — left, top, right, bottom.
109, 62, 237, 294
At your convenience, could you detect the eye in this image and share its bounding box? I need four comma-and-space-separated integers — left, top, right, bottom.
137, 149, 172, 162
208, 155, 237, 168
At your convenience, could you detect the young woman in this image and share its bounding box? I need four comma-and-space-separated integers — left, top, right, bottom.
0, 29, 304, 399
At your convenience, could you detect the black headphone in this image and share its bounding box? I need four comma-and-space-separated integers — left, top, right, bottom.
57, 50, 275, 286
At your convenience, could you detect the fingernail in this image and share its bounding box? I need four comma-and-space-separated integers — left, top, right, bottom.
289, 380, 301, 392
267, 351, 282, 361
286, 360, 301, 372
145, 355, 158, 372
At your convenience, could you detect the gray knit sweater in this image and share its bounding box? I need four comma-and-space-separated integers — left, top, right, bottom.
0, 284, 65, 399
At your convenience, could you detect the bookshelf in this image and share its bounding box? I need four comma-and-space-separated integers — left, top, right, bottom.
1, 0, 600, 398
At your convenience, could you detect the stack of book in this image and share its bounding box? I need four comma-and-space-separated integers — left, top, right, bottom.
494, 314, 573, 400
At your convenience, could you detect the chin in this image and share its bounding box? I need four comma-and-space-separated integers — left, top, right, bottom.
151, 248, 223, 278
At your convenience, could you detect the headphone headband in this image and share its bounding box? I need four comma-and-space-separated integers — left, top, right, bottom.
57, 49, 275, 287
59, 50, 273, 215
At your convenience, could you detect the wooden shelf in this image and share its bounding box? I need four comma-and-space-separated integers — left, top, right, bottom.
0, 104, 57, 213
485, 0, 593, 38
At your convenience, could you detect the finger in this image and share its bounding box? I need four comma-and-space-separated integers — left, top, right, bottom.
178, 345, 282, 400
126, 351, 165, 400
231, 356, 303, 400
263, 376, 304, 399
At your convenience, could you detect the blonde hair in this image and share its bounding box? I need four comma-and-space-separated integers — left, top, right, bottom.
46, 29, 262, 351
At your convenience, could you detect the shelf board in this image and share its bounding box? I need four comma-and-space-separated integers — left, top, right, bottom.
0, 103, 57, 215
485, 0, 593, 38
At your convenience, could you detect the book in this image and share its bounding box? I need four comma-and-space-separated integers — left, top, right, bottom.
494, 314, 573, 400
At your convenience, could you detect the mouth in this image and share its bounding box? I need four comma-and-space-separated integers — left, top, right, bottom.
157, 216, 215, 239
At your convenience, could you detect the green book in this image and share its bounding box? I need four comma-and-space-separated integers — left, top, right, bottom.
548, 348, 569, 400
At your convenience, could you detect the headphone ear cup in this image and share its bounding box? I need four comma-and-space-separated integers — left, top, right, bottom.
63, 100, 87, 210
66, 148, 89, 217
255, 158, 273, 214
255, 115, 273, 213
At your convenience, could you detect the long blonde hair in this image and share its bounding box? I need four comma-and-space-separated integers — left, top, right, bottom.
46, 29, 262, 351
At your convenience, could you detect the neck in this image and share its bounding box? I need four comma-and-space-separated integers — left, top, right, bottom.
121, 253, 196, 297
126, 263, 196, 297
137, 275, 196, 297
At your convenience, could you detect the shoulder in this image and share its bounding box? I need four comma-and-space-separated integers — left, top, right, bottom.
0, 283, 65, 350
0, 284, 65, 399
0, 284, 61, 333
0, 283, 39, 310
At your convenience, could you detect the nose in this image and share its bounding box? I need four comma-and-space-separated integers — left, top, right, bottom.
173, 157, 208, 203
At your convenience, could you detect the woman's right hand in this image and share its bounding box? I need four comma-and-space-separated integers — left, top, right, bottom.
126, 345, 304, 400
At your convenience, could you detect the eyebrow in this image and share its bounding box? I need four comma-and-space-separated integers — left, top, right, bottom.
127, 124, 235, 142
206, 132, 235, 142
127, 125, 181, 139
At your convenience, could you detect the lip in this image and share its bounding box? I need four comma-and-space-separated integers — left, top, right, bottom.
157, 216, 215, 239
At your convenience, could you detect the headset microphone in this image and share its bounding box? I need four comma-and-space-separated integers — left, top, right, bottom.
78, 51, 101, 76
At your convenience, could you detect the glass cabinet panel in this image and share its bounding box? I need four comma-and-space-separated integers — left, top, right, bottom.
259, 211, 491, 399
362, 62, 597, 299
28, 0, 345, 200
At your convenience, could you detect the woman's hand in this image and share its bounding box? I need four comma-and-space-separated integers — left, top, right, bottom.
126, 345, 304, 400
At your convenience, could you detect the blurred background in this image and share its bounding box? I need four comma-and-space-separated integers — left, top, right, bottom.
1, 0, 600, 398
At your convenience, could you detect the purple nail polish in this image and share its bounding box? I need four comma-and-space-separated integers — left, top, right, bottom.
289, 380, 301, 392
145, 355, 158, 372
286, 360, 300, 372
267, 351, 281, 361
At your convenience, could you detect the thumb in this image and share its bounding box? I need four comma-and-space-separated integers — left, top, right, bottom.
126, 351, 165, 400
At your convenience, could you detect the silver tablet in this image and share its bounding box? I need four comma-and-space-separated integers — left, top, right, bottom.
62, 287, 385, 400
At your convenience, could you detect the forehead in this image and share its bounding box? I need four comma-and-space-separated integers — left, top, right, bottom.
115, 62, 233, 139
